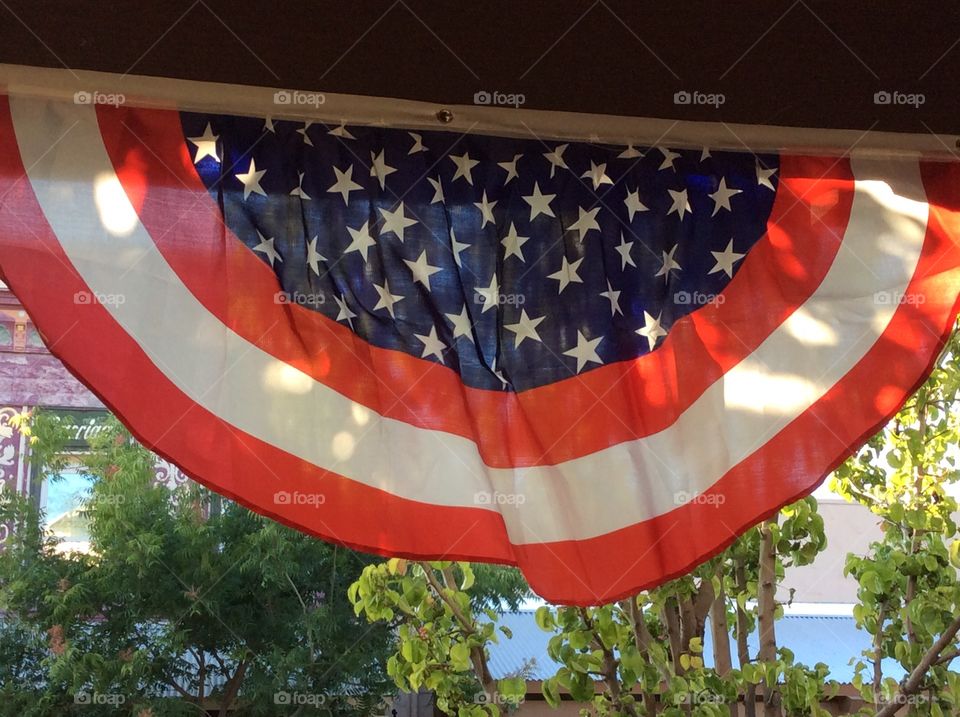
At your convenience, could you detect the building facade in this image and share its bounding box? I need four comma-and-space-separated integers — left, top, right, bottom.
1, 283, 187, 552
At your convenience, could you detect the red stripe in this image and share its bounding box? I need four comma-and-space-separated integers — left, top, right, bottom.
95, 106, 854, 468
4, 96, 956, 605
0, 95, 511, 566
516, 160, 960, 603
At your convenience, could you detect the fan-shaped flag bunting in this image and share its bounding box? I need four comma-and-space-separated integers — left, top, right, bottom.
0, 70, 958, 604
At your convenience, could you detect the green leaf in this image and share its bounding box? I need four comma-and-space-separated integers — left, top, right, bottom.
568, 672, 595, 702
460, 563, 476, 590
949, 541, 960, 569
498, 676, 526, 700
450, 642, 471, 672
861, 570, 883, 595
535, 606, 555, 632
541, 678, 561, 708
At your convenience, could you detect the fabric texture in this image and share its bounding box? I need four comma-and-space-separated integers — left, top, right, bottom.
0, 94, 958, 604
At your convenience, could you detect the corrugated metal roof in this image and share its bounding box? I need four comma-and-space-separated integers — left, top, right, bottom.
488, 610, 906, 684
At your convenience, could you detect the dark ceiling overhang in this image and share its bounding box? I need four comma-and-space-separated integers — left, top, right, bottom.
0, 2, 957, 138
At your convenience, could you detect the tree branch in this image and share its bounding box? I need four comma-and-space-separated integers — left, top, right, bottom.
734, 559, 757, 717
874, 613, 960, 717
872, 605, 887, 704
579, 608, 640, 717
757, 518, 780, 717
418, 561, 495, 695
217, 657, 248, 717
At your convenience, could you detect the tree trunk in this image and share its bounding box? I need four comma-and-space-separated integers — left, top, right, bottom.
710, 587, 732, 676
709, 582, 736, 717
758, 518, 780, 717
218, 658, 248, 717
875, 612, 960, 717
662, 597, 684, 674
872, 607, 886, 707
734, 560, 756, 717
624, 599, 660, 716
423, 563, 497, 699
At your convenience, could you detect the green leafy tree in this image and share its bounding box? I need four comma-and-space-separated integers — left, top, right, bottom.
833, 327, 960, 716
350, 560, 530, 717
351, 329, 960, 717
350, 501, 830, 717
0, 414, 394, 716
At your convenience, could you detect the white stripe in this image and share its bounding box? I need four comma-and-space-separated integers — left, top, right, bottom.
1, 63, 956, 159
9, 98, 929, 543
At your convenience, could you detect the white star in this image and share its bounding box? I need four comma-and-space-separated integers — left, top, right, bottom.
655, 245, 682, 281
580, 160, 614, 190
599, 280, 622, 316
306, 236, 325, 276
475, 275, 500, 313
333, 294, 356, 326
700, 147, 711, 161
756, 161, 777, 191
667, 188, 691, 220
327, 165, 362, 204
414, 326, 446, 362
252, 231, 282, 267
618, 144, 643, 159
372, 280, 404, 318
709, 177, 742, 216
450, 151, 479, 185
505, 309, 546, 348
543, 144, 569, 178
500, 222, 529, 262
328, 123, 356, 140
624, 188, 649, 221
522, 182, 556, 221
563, 331, 604, 373
378, 203, 418, 241
369, 150, 396, 190
637, 311, 667, 350
473, 191, 498, 228
569, 206, 601, 241
615, 233, 637, 270
408, 132, 427, 154
709, 238, 746, 278
657, 147, 681, 170
445, 306, 475, 343
263, 117, 275, 133
427, 176, 445, 204
290, 172, 311, 200
498, 153, 522, 185
403, 250, 442, 290
547, 255, 584, 293
297, 122, 314, 146
450, 228, 469, 268
235, 158, 266, 200
344, 221, 376, 261
188, 123, 219, 163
